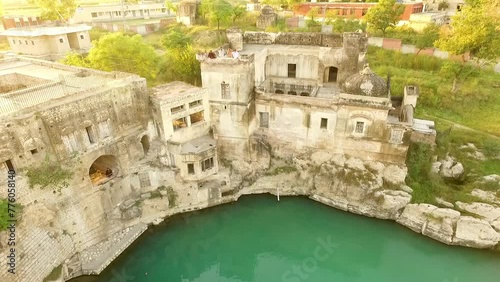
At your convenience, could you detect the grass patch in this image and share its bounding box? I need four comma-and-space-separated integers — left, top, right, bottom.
336, 169, 376, 187
367, 46, 500, 136
25, 158, 72, 190
43, 264, 62, 282
0, 199, 22, 231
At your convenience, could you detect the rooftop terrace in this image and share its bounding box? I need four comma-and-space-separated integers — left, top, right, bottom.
0, 57, 139, 117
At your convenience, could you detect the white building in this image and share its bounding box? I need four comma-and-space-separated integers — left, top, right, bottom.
0, 25, 92, 61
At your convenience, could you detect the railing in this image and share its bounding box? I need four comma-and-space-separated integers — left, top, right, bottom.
0, 73, 110, 117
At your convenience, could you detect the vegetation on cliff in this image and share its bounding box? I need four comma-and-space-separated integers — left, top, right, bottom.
25, 158, 73, 190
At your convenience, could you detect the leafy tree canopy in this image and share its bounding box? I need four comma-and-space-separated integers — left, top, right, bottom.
415, 23, 440, 53
28, 0, 77, 21
200, 0, 235, 30
435, 0, 500, 62
158, 45, 201, 86
364, 0, 405, 35
161, 27, 192, 49
62, 33, 159, 82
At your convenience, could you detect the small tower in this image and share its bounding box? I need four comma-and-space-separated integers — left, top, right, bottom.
176, 0, 198, 26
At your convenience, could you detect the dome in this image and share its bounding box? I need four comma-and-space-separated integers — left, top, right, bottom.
342, 64, 388, 97
261, 5, 274, 14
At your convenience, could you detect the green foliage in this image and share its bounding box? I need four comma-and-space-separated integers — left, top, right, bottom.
415, 24, 440, 52
364, 0, 405, 35
200, 0, 234, 31
306, 7, 321, 28
43, 265, 63, 282
166, 186, 178, 207
160, 27, 192, 49
63, 33, 159, 83
438, 1, 449, 10
0, 199, 22, 231
28, 0, 76, 21
231, 4, 247, 24
165, 0, 178, 12
435, 0, 499, 62
25, 158, 72, 190
158, 45, 201, 86
367, 46, 500, 136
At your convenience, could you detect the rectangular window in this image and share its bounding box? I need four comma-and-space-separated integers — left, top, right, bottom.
221, 82, 230, 99
59, 38, 64, 43
25, 40, 28, 45
362, 9, 368, 16
189, 100, 202, 108
288, 64, 297, 78
390, 128, 404, 144
18, 40, 22, 44
320, 118, 328, 129
12, 40, 15, 44
62, 133, 79, 153
139, 172, 151, 188
259, 112, 269, 128
85, 126, 96, 144
30, 149, 38, 155
187, 163, 195, 174
171, 105, 185, 114
172, 117, 187, 131
355, 121, 364, 133
98, 120, 111, 138
31, 40, 34, 45
80, 34, 84, 40
91, 12, 98, 18
201, 157, 214, 172
190, 111, 204, 124
4, 160, 15, 172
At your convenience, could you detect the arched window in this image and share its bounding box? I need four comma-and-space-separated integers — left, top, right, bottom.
140, 135, 150, 155
275, 89, 284, 94
328, 67, 338, 82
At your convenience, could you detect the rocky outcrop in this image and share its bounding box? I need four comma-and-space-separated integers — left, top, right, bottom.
397, 203, 500, 248
455, 202, 500, 222
453, 217, 500, 248
434, 155, 465, 179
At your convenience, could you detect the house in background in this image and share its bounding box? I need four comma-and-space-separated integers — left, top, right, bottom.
0, 25, 92, 61
1, 15, 43, 30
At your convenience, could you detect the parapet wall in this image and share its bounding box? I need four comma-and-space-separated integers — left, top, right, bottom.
242, 31, 344, 47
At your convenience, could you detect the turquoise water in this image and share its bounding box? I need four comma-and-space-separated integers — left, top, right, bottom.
72, 195, 500, 282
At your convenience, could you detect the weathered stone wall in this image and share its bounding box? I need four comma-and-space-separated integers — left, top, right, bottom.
242, 32, 344, 48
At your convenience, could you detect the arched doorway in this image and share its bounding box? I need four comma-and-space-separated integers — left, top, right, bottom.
140, 135, 150, 155
89, 155, 120, 185
324, 66, 338, 82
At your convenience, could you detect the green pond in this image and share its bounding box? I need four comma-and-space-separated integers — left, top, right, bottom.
72, 195, 500, 282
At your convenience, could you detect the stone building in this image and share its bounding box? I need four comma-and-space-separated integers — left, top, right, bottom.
200, 30, 434, 163
0, 25, 92, 61
256, 6, 278, 29
0, 31, 437, 282
176, 0, 199, 26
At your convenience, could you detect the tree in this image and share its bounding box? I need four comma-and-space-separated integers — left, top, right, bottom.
363, 0, 405, 36
28, 0, 77, 21
161, 27, 192, 49
200, 0, 233, 31
158, 46, 201, 86
231, 4, 246, 24
415, 23, 440, 55
62, 33, 159, 82
306, 7, 320, 28
435, 0, 500, 93
165, 0, 178, 13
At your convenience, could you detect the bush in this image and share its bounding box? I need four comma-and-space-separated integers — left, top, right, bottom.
0, 199, 22, 231
25, 158, 72, 190
166, 186, 178, 207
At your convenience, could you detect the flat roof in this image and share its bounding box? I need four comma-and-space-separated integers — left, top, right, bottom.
0, 25, 92, 37
0, 57, 138, 117
151, 81, 204, 100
